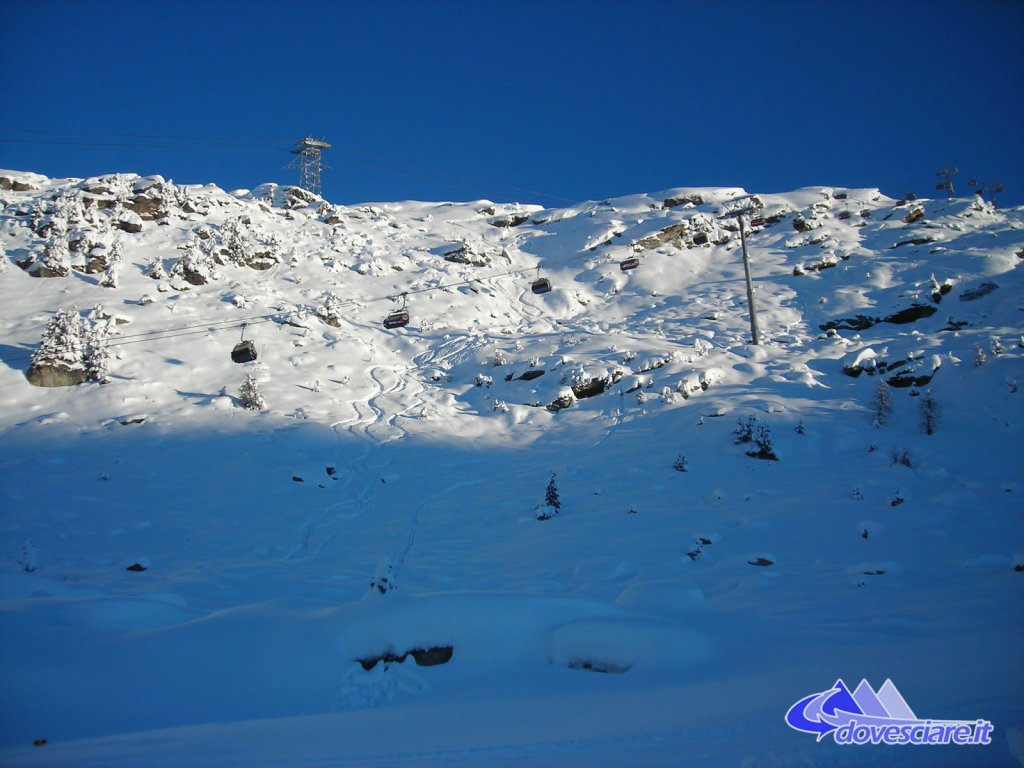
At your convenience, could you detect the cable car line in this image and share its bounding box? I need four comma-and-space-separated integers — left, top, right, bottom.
2, 230, 649, 364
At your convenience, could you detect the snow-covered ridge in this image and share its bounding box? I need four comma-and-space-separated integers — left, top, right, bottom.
1, 169, 1020, 432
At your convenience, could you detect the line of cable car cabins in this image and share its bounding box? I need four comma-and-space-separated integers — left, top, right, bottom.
231, 255, 642, 362
381, 255, 638, 331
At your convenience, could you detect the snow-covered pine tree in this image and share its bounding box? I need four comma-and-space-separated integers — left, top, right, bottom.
99, 238, 124, 288
36, 219, 70, 277
83, 308, 112, 383
144, 254, 167, 280
157, 179, 178, 219
239, 372, 266, 411
219, 216, 255, 266
536, 472, 561, 520
920, 389, 939, 435
315, 291, 344, 327
170, 239, 215, 285
871, 379, 894, 426
0, 237, 7, 273
545, 473, 561, 510
27, 307, 88, 386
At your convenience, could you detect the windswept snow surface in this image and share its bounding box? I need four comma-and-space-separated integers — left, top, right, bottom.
1, 172, 1023, 766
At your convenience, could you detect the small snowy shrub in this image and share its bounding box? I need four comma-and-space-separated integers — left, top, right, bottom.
475, 373, 493, 388
369, 557, 397, 595
239, 372, 266, 411
315, 292, 344, 327
491, 350, 508, 367
890, 449, 913, 468
18, 540, 38, 572
673, 454, 688, 472
144, 255, 167, 280
749, 424, 778, 461
974, 345, 988, 367
733, 416, 756, 444
686, 539, 703, 561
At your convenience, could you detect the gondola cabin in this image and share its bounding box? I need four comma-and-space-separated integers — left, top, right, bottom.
531, 277, 552, 294
231, 340, 258, 364
619, 256, 640, 271
383, 310, 410, 329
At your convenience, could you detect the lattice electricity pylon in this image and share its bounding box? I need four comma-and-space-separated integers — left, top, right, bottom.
287, 136, 331, 196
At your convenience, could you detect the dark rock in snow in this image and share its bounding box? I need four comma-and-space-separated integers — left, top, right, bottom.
571, 377, 607, 399
820, 304, 937, 333
545, 393, 574, 412
959, 281, 998, 302
26, 363, 88, 388
663, 194, 704, 208
358, 645, 454, 670
567, 657, 632, 674
891, 237, 934, 249
517, 369, 545, 382
0, 176, 36, 191
633, 223, 689, 251
488, 213, 530, 228
883, 304, 937, 325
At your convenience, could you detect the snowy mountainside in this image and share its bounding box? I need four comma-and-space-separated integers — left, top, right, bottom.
1, 170, 1023, 767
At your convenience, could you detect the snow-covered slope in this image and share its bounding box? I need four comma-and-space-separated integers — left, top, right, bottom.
1, 170, 1022, 766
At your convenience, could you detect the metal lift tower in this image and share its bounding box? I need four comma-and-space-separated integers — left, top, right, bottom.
289, 136, 331, 196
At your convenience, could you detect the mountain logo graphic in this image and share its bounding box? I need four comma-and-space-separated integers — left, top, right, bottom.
784, 679, 994, 746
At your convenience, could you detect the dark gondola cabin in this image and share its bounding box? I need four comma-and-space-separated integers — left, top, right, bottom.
383, 310, 410, 329
231, 340, 258, 364
619, 256, 640, 271
531, 277, 552, 294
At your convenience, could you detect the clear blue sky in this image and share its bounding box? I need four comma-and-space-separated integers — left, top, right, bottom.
2, 0, 1022, 207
